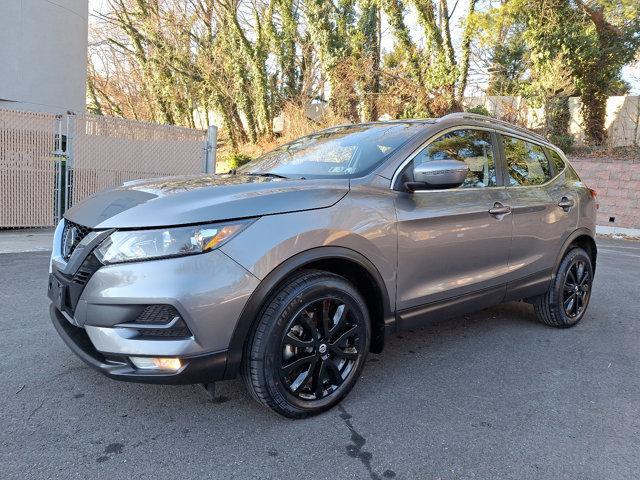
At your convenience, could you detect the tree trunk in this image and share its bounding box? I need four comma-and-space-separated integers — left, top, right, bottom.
581, 84, 607, 145
381, 0, 424, 86
358, 0, 380, 121
457, 0, 477, 103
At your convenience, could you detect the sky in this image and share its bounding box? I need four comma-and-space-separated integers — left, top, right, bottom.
88, 0, 640, 95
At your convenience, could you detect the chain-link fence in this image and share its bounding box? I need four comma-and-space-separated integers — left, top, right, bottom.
70, 113, 208, 206
0, 109, 59, 227
0, 109, 214, 228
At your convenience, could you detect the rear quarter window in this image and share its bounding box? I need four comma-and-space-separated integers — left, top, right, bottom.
546, 148, 566, 175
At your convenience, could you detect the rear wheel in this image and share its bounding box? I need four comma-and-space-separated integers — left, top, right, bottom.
242, 270, 370, 418
533, 247, 593, 328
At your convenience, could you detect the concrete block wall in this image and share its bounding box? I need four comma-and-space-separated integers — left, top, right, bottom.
570, 157, 640, 232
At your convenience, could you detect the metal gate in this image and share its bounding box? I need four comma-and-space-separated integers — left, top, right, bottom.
0, 108, 216, 228
0, 109, 59, 227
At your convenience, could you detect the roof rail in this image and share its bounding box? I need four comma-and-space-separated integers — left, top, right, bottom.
440, 112, 549, 144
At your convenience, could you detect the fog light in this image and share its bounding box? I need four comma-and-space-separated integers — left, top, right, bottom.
130, 356, 182, 371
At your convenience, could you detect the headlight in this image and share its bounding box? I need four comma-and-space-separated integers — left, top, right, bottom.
94, 219, 254, 264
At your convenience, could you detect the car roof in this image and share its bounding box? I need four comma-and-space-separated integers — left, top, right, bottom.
436, 112, 551, 145
343, 113, 554, 150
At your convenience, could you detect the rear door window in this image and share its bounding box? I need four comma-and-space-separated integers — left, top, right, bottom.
502, 136, 552, 186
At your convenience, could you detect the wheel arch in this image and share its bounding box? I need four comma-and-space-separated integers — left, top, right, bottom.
223, 247, 393, 379
553, 229, 597, 278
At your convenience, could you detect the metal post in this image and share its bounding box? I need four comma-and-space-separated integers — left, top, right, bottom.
204, 125, 218, 174
64, 111, 76, 211
52, 115, 65, 223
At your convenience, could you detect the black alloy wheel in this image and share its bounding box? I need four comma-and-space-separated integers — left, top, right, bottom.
534, 247, 594, 328
279, 297, 365, 400
562, 258, 591, 319
243, 270, 370, 418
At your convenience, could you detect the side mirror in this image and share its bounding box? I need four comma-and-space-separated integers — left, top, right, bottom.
406, 159, 468, 191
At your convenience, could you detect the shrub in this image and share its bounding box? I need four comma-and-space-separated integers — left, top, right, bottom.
546, 97, 573, 153
548, 133, 574, 153
466, 105, 490, 117
221, 152, 253, 171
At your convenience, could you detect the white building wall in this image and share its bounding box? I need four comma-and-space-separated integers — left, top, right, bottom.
0, 0, 88, 113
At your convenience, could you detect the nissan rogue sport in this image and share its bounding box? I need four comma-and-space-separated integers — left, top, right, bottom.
48, 113, 597, 418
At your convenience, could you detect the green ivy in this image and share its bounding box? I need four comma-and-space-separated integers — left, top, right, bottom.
222, 152, 254, 171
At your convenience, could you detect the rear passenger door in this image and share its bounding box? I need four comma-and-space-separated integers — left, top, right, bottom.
499, 134, 578, 294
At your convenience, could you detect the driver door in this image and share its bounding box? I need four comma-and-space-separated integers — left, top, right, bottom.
394, 128, 512, 327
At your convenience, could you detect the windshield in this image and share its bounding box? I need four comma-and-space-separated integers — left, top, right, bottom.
238, 122, 426, 178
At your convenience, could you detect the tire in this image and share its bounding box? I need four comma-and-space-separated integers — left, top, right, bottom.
533, 247, 594, 328
242, 269, 371, 418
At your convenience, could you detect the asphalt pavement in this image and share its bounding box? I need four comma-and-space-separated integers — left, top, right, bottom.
1, 237, 639, 479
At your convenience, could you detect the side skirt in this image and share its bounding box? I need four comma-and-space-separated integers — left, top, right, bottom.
504, 268, 552, 303
394, 269, 553, 331
395, 285, 506, 331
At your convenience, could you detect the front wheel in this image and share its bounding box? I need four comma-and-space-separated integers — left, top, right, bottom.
533, 247, 594, 328
242, 270, 371, 418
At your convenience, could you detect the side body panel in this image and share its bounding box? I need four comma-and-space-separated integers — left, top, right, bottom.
568, 162, 597, 235
503, 173, 577, 281
499, 140, 586, 300
387, 124, 513, 329
220, 177, 399, 314
394, 188, 512, 312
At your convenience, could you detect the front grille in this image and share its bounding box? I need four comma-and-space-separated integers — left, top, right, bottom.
52, 253, 104, 316
62, 220, 91, 260
71, 253, 102, 286
73, 268, 92, 286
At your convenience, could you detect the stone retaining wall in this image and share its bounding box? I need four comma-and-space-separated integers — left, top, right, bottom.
569, 157, 640, 231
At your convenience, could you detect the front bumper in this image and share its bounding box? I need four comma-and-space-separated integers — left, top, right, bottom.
50, 304, 227, 384
48, 220, 260, 384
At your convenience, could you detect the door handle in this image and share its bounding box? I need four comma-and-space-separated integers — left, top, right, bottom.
488, 202, 511, 217
558, 197, 575, 211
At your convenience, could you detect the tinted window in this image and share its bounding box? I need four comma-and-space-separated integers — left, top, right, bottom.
503, 136, 552, 186
546, 148, 566, 175
411, 129, 496, 188
239, 123, 424, 178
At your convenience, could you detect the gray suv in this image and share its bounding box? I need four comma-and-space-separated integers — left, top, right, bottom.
48, 113, 597, 418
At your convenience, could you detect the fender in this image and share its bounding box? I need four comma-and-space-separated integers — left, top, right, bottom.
552, 227, 597, 279
223, 246, 392, 379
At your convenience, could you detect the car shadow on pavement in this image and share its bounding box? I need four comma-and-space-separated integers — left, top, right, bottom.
55, 300, 546, 421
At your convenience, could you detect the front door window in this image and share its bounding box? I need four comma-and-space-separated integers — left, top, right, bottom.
411, 129, 497, 188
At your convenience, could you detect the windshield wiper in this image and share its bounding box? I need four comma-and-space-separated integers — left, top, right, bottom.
246, 172, 290, 179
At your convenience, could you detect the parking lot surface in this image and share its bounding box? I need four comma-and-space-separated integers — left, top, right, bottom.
1, 238, 639, 479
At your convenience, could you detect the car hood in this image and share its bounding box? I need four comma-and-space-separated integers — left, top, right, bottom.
64, 174, 350, 229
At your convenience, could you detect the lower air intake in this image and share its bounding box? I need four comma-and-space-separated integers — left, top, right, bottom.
136, 305, 180, 324
133, 305, 192, 338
